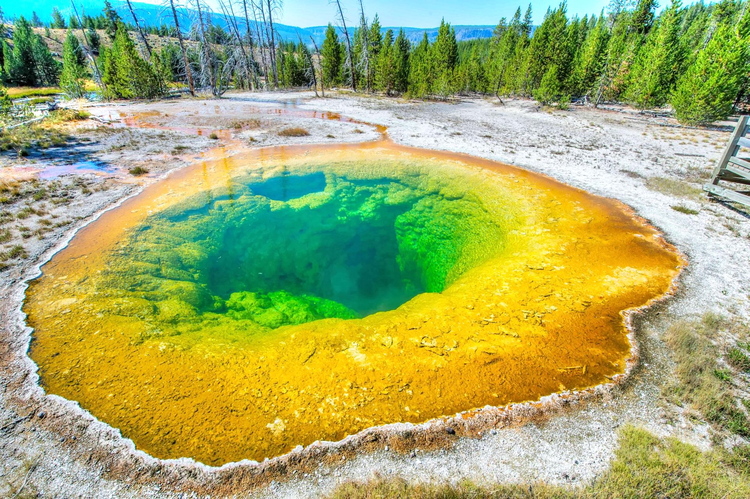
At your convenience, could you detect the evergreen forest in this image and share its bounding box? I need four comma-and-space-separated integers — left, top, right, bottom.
1, 0, 750, 125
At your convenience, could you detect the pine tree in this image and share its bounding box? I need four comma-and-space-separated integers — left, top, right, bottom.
102, 23, 166, 99
368, 14, 383, 90
4, 17, 39, 86
491, 8, 520, 95
630, 0, 658, 35
51, 8, 67, 29
31, 12, 43, 28
594, 10, 632, 103
408, 32, 432, 97
60, 30, 89, 98
534, 64, 568, 105
353, 10, 371, 92
393, 29, 410, 94
103, 1, 121, 40
321, 24, 342, 87
524, 3, 570, 95
522, 3, 533, 38
671, 15, 749, 124
462, 43, 489, 93
87, 27, 101, 55
69, 15, 80, 30
431, 20, 459, 97
679, 2, 711, 69
626, 0, 685, 109
570, 13, 609, 98
0, 86, 12, 118
375, 29, 394, 94
158, 43, 183, 83
32, 35, 61, 86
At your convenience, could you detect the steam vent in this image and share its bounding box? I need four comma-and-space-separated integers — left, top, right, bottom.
25, 143, 683, 466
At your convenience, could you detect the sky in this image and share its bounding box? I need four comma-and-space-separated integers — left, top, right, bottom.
134, 0, 614, 28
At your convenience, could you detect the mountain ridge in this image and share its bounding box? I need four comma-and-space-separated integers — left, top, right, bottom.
2, 2, 496, 45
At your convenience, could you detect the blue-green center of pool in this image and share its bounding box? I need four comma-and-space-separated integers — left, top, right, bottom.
103, 163, 510, 332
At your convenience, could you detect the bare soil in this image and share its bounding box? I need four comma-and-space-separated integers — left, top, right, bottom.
0, 91, 748, 498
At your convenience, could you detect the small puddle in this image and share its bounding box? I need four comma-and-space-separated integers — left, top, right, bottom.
36, 160, 115, 179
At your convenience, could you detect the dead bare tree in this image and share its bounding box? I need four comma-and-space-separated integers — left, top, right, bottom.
70, 1, 107, 94
249, 0, 270, 88
191, 0, 224, 95
264, 0, 281, 88
254, 0, 279, 89
124, 0, 153, 58
165, 0, 196, 96
356, 0, 370, 92
331, 0, 357, 91
309, 35, 325, 97
218, 0, 257, 90
297, 33, 318, 97
238, 0, 261, 89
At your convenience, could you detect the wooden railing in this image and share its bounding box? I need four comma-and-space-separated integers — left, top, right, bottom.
705, 115, 750, 206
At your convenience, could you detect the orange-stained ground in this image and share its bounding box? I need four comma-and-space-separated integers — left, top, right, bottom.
24, 142, 684, 466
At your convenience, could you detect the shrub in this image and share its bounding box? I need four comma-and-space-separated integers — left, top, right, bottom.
128, 167, 149, 176
277, 127, 310, 137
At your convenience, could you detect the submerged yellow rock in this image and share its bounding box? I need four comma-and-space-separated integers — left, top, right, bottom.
25, 142, 683, 466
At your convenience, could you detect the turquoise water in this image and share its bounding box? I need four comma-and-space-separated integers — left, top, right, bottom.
103, 162, 508, 331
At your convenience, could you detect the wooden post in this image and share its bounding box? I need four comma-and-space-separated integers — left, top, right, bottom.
704, 115, 750, 207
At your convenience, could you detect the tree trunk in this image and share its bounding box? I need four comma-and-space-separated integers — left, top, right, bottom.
167, 0, 196, 96
219, 0, 255, 90
358, 0, 370, 92
298, 34, 318, 97
334, 0, 357, 91
193, 0, 218, 94
265, 0, 279, 88
125, 0, 152, 58
250, 1, 270, 88
240, 0, 260, 89
310, 35, 325, 97
70, 0, 107, 95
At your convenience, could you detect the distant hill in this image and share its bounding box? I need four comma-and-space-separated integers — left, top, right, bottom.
305, 25, 496, 45
2, 2, 496, 45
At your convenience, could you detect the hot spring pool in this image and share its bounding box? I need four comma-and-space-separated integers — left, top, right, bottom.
25, 143, 683, 466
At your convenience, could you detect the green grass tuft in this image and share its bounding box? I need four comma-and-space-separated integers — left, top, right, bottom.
728, 347, 750, 372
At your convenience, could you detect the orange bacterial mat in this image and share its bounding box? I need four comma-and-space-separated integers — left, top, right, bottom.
25, 142, 683, 466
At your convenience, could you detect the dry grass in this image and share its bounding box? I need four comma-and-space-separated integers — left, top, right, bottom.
0, 125, 70, 155
671, 205, 699, 215
664, 315, 750, 437
128, 167, 150, 176
5, 87, 61, 99
232, 118, 261, 129
45, 109, 91, 124
645, 177, 703, 199
0, 108, 87, 154
278, 127, 310, 137
328, 427, 750, 499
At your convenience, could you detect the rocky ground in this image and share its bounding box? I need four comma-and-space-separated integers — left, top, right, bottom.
0, 91, 748, 497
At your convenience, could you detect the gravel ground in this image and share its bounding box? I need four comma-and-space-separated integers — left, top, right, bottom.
0, 91, 747, 497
